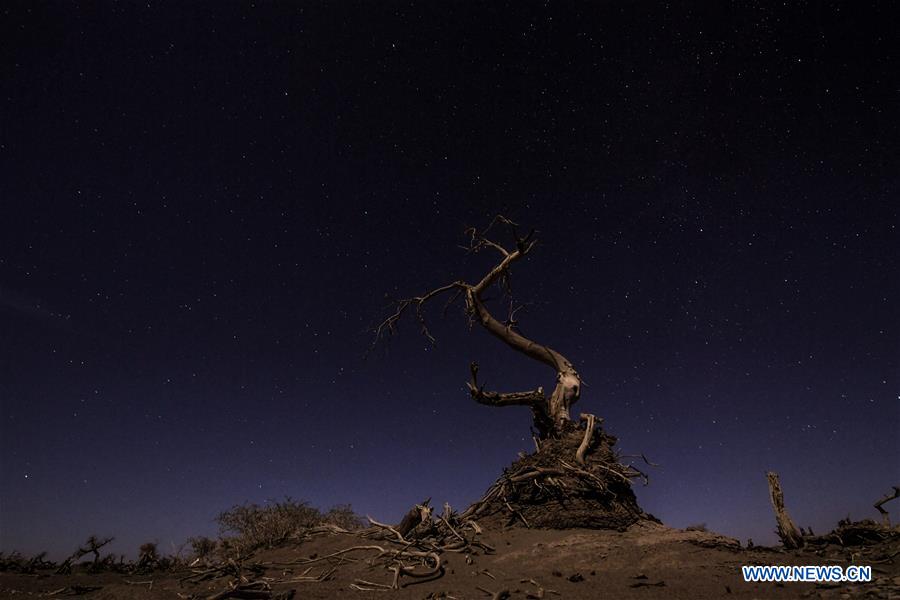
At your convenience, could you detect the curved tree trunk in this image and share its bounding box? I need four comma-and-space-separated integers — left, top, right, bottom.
375, 216, 582, 439
466, 289, 580, 438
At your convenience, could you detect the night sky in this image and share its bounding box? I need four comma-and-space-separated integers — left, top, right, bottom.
1, 2, 897, 559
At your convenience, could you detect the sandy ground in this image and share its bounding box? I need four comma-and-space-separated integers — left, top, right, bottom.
2, 521, 898, 599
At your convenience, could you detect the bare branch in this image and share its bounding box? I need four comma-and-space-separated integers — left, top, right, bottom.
366, 516, 410, 544
464, 226, 510, 258
441, 287, 465, 318
372, 215, 580, 438
466, 361, 545, 408
874, 485, 900, 526
504, 298, 528, 329
477, 214, 519, 242
463, 215, 517, 258
469, 386, 546, 408
372, 281, 466, 347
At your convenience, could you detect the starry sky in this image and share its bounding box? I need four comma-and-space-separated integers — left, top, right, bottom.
1, 2, 897, 559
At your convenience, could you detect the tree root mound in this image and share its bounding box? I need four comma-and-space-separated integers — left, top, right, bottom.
462, 421, 657, 530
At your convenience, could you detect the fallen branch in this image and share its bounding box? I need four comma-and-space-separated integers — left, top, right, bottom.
47, 586, 103, 596
349, 580, 392, 591
521, 577, 560, 598
293, 545, 387, 565
476, 586, 511, 600
366, 516, 410, 544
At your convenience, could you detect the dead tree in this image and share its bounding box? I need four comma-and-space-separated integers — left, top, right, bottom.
874, 486, 900, 527
374, 216, 580, 440
55, 535, 114, 574
375, 216, 652, 529
766, 472, 804, 549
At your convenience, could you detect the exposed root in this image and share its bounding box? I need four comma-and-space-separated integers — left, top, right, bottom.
462, 422, 653, 530
186, 505, 480, 596
575, 413, 596, 465
311, 499, 492, 590
366, 516, 410, 544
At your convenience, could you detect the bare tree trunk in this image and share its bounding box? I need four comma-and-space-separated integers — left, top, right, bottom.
766, 472, 804, 549
465, 288, 580, 438
375, 216, 580, 439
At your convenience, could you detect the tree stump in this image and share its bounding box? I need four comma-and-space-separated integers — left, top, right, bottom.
766, 472, 804, 549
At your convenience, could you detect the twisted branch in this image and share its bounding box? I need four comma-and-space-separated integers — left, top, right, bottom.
874, 486, 900, 527
372, 216, 580, 439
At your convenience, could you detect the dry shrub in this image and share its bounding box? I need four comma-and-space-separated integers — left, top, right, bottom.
134, 541, 179, 571
686, 523, 708, 532
323, 504, 364, 530
216, 497, 362, 550
188, 536, 217, 560
0, 551, 46, 573
138, 542, 159, 562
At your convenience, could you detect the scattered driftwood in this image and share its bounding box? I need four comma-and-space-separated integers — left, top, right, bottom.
345, 499, 491, 589
179, 551, 298, 599
46, 585, 103, 595
766, 472, 804, 549
235, 500, 492, 592
630, 580, 666, 588
874, 485, 900, 527
765, 474, 900, 553
205, 582, 295, 600
804, 518, 900, 548
520, 577, 559, 598
476, 586, 511, 599
180, 556, 250, 585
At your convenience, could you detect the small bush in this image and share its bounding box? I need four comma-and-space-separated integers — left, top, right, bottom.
138, 542, 159, 562
685, 523, 708, 532
217, 536, 246, 561
0, 552, 26, 573
188, 536, 217, 560
1, 551, 57, 573
134, 542, 164, 572
216, 497, 362, 550
323, 504, 365, 531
